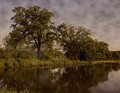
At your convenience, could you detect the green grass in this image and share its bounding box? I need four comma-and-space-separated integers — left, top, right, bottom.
0, 85, 29, 93
0, 58, 120, 68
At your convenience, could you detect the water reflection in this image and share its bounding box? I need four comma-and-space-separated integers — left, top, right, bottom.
0, 64, 120, 93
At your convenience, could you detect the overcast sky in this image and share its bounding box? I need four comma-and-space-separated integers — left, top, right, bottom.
0, 0, 120, 50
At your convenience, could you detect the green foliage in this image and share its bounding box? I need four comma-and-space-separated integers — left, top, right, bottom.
57, 24, 91, 60
0, 48, 9, 58
56, 23, 110, 61
7, 6, 55, 59
1, 5, 120, 65
5, 58, 19, 68
78, 40, 109, 61
16, 51, 35, 59
16, 58, 29, 67
1, 49, 35, 59
41, 49, 66, 60
108, 51, 120, 60
0, 59, 6, 68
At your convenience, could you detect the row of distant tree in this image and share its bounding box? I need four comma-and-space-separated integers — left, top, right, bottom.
0, 6, 120, 61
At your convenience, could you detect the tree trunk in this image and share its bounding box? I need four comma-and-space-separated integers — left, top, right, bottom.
37, 44, 41, 59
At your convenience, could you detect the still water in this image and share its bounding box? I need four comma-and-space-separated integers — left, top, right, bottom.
0, 64, 120, 93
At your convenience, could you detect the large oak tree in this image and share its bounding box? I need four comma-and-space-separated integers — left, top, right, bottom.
9, 6, 55, 59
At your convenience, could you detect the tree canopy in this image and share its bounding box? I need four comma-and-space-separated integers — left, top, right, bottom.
8, 6, 55, 59
2, 6, 119, 61
57, 23, 92, 60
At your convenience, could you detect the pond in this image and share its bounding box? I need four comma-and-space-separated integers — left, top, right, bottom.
0, 63, 120, 93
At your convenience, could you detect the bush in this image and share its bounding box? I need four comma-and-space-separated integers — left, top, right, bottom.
16, 58, 27, 67
16, 51, 35, 59
0, 48, 9, 58
0, 48, 36, 59
0, 59, 6, 68
5, 58, 18, 68
41, 49, 66, 61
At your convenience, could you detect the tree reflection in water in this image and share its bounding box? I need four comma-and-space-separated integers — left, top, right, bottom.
0, 64, 120, 93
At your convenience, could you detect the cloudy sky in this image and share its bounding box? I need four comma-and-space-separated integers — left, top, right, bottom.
0, 0, 120, 50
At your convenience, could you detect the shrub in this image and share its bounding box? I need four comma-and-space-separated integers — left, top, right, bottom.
16, 58, 27, 67
0, 48, 9, 58
16, 51, 35, 59
0, 59, 6, 68
4, 58, 20, 68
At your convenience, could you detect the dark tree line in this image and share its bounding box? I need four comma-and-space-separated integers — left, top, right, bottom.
0, 6, 120, 61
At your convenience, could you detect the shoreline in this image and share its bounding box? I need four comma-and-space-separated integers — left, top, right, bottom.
0, 58, 120, 68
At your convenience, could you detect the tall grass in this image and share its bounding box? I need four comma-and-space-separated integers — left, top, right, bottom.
0, 58, 120, 68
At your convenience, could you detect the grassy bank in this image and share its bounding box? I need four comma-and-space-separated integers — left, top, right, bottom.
0, 58, 120, 68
